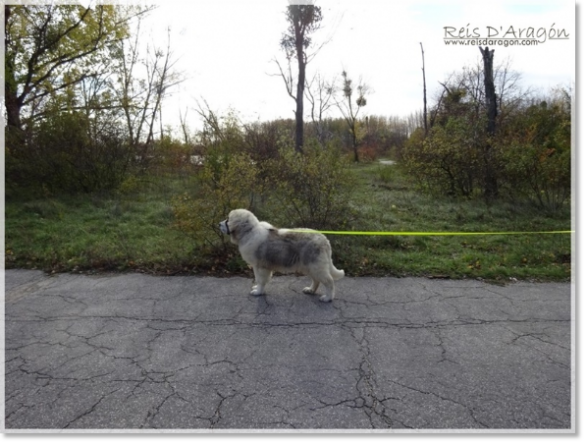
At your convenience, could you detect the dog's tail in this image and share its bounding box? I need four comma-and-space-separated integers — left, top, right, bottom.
330, 265, 345, 280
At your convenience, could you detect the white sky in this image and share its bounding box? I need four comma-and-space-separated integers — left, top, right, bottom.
139, 0, 575, 131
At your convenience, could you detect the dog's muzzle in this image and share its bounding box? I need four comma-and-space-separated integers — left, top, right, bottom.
219, 219, 230, 235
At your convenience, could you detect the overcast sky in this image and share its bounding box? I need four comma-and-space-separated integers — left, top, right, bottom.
139, 0, 575, 132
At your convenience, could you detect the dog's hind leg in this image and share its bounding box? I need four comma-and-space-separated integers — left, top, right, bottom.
303, 277, 320, 295
318, 275, 335, 302
251, 266, 271, 296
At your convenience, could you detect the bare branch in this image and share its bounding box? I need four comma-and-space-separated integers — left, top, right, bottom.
273, 58, 296, 101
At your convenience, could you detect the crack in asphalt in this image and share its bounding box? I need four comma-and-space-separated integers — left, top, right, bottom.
326, 325, 415, 429
63, 388, 122, 429
429, 327, 459, 365
389, 380, 491, 428
5, 315, 571, 330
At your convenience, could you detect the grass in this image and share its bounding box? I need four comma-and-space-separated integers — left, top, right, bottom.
5, 162, 572, 281
329, 163, 572, 280
5, 171, 220, 275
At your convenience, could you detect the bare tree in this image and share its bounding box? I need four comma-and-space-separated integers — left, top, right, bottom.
193, 99, 243, 152
275, 2, 323, 153
305, 72, 336, 145
336, 70, 369, 162
116, 15, 142, 147
144, 32, 180, 145
114, 19, 182, 157
437, 57, 524, 128
194, 99, 225, 147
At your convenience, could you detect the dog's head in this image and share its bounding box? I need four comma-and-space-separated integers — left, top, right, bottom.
219, 209, 258, 243
218, 218, 231, 235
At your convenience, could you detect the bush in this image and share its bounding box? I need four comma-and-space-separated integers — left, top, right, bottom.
243, 120, 286, 163
402, 86, 571, 208
152, 135, 193, 170
266, 139, 353, 229
498, 99, 571, 210
6, 112, 131, 194
171, 149, 264, 251
402, 122, 483, 197
356, 144, 378, 162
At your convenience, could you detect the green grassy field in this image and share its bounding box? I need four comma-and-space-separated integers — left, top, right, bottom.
329, 162, 572, 281
5, 162, 572, 281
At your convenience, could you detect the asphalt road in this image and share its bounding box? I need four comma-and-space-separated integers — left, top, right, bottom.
3, 269, 573, 431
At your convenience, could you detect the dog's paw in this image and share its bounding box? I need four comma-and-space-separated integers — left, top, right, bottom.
250, 288, 265, 296
302, 287, 316, 294
319, 294, 333, 303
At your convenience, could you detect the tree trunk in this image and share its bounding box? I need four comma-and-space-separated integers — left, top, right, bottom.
479, 46, 498, 199
294, 27, 305, 153
420, 42, 428, 136
4, 6, 24, 145
480, 47, 498, 135
5, 84, 22, 133
4, 78, 25, 148
351, 121, 358, 162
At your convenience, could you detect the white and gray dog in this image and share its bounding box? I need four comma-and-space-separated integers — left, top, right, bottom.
219, 209, 344, 302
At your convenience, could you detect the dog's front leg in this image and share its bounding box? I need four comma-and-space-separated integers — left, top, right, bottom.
251, 266, 271, 296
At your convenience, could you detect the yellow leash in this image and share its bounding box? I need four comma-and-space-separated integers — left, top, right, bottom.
290, 229, 574, 236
